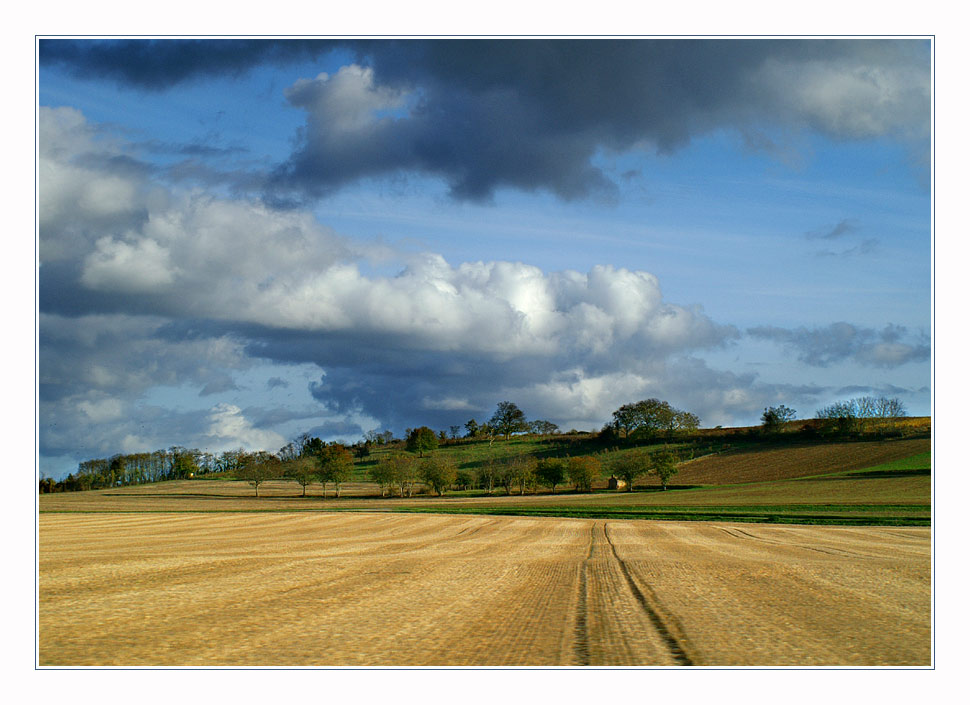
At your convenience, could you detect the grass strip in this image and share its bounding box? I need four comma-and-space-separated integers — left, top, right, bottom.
383, 506, 929, 526
40, 505, 930, 525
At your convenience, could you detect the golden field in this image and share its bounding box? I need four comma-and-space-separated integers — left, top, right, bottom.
39, 511, 930, 666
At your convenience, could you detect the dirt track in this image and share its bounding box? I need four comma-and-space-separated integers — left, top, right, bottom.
38, 513, 930, 666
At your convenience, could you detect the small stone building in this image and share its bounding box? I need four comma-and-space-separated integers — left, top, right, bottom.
607, 475, 627, 490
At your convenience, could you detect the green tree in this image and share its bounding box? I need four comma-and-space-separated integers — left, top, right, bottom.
420, 455, 457, 496
169, 446, 200, 479
394, 455, 420, 497
300, 435, 326, 457
568, 456, 601, 492
672, 411, 700, 436
464, 419, 480, 437
651, 448, 679, 491
406, 426, 439, 456
529, 419, 560, 435
611, 399, 674, 439
535, 457, 567, 494
318, 444, 354, 498
816, 401, 858, 434
490, 401, 528, 441
611, 399, 699, 441
496, 459, 519, 495
480, 422, 497, 447
239, 452, 282, 497
285, 456, 319, 497
353, 441, 372, 460
609, 449, 649, 492
369, 456, 398, 497
454, 469, 473, 491
514, 456, 537, 495
762, 405, 797, 432
477, 455, 497, 495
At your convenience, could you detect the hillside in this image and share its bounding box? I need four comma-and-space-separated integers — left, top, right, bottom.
39, 428, 931, 525
643, 437, 929, 486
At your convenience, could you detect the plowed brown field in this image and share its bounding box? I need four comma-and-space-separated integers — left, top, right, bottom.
39, 512, 930, 667
648, 437, 929, 486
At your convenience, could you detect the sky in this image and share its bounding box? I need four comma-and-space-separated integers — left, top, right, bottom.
36, 37, 932, 479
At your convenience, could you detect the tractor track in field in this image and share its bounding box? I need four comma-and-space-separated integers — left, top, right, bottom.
716, 525, 862, 558
40, 513, 929, 666
602, 522, 694, 666
574, 521, 694, 666
572, 524, 595, 666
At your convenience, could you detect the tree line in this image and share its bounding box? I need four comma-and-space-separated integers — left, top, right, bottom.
40, 398, 696, 494
760, 395, 907, 434
42, 394, 911, 495
40, 445, 232, 493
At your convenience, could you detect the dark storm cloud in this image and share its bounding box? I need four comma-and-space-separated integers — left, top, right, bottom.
747, 322, 930, 368
269, 39, 930, 203
43, 38, 930, 203
39, 38, 339, 89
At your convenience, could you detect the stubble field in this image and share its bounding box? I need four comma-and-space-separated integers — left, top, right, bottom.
39, 511, 930, 667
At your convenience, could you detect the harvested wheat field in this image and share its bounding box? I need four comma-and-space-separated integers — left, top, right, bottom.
38, 512, 930, 667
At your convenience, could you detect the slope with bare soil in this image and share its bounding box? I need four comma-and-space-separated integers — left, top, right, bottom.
39, 512, 930, 666
654, 437, 929, 486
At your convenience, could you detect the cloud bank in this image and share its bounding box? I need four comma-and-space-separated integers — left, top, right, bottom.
36, 38, 931, 475
42, 39, 930, 203
40, 105, 754, 460
747, 322, 930, 368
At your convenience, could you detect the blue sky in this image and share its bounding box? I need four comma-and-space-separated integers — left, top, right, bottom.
37, 38, 931, 479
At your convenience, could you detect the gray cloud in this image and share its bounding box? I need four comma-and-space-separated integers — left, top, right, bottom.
199, 376, 240, 397
806, 218, 860, 240
42, 39, 929, 203
815, 237, 880, 258
266, 39, 930, 203
37, 87, 929, 477
39, 105, 747, 471
803, 218, 879, 257
747, 322, 930, 368
834, 383, 925, 397
266, 377, 289, 390
39, 38, 338, 89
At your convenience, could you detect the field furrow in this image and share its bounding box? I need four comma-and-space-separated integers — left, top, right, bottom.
607, 522, 930, 665
39, 512, 930, 666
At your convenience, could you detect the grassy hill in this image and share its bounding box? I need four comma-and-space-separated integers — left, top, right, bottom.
40, 422, 931, 526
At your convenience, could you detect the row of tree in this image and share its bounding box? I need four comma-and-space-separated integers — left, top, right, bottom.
759, 396, 907, 434
41, 446, 234, 493
238, 446, 682, 499
47, 398, 698, 494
